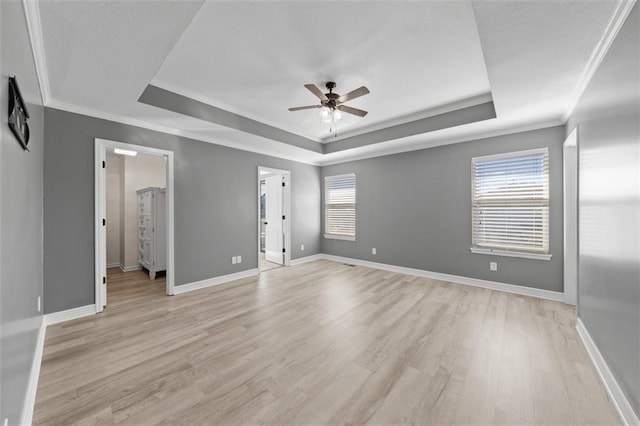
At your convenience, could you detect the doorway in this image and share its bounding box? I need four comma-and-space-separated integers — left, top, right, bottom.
563, 127, 578, 306
257, 167, 291, 271
95, 138, 175, 313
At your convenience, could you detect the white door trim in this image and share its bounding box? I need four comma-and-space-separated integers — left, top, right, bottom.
563, 127, 578, 306
257, 166, 291, 269
94, 138, 175, 313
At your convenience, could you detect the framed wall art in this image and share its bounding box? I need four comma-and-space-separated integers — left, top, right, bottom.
8, 76, 30, 151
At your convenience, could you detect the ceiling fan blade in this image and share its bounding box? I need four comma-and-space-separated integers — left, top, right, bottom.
304, 84, 329, 102
338, 86, 370, 103
337, 104, 368, 117
288, 105, 321, 112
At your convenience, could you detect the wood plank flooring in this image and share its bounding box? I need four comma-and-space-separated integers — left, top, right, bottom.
33, 261, 621, 425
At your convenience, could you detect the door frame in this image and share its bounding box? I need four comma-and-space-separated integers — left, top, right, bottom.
95, 138, 175, 313
257, 166, 291, 269
563, 127, 578, 306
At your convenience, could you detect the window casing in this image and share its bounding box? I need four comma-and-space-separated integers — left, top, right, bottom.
324, 173, 356, 241
471, 148, 550, 260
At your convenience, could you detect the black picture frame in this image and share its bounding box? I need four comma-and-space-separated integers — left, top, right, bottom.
8, 76, 30, 151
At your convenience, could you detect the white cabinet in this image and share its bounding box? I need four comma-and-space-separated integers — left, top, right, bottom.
137, 187, 166, 279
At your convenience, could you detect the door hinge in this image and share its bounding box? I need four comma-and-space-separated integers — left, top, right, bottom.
102, 218, 106, 226
102, 160, 106, 168
282, 182, 285, 187
282, 215, 285, 220
103, 276, 106, 284
282, 248, 286, 253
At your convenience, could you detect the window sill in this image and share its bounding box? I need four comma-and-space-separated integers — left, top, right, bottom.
470, 247, 552, 261
324, 234, 356, 241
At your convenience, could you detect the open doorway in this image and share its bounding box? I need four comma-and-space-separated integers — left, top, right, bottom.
95, 139, 175, 313
258, 167, 291, 272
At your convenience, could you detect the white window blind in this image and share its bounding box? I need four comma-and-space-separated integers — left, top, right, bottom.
472, 148, 549, 255
325, 174, 356, 240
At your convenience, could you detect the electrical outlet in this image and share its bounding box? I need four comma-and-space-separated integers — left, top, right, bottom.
301, 244, 304, 251
37, 296, 41, 312
237, 255, 242, 264
372, 248, 377, 255
232, 256, 237, 265
490, 262, 497, 271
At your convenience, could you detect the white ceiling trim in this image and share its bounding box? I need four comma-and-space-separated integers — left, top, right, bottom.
151, 79, 323, 143
563, 0, 637, 121
321, 93, 493, 143
46, 99, 318, 165
22, 0, 50, 104
318, 117, 564, 166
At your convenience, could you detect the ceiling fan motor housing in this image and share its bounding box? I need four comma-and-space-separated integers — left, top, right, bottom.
324, 82, 339, 109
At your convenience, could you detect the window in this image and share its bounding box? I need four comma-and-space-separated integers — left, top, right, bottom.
324, 173, 356, 241
471, 148, 551, 260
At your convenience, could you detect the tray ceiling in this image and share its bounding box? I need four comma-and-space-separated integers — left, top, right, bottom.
33, 0, 622, 165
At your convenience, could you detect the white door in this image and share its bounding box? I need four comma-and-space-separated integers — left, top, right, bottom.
264, 174, 284, 264
563, 129, 578, 305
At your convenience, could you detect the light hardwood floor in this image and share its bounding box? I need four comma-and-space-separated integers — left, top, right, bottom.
34, 261, 620, 425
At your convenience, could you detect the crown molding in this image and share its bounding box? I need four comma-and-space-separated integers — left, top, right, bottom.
22, 0, 51, 105
563, 0, 637, 121
151, 79, 323, 143
321, 92, 494, 143
45, 99, 563, 169
46, 100, 319, 165
318, 116, 564, 166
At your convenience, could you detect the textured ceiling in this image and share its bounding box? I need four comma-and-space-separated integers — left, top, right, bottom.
472, 0, 619, 120
34, 0, 623, 165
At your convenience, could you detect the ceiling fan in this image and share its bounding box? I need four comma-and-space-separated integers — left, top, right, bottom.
288, 82, 369, 118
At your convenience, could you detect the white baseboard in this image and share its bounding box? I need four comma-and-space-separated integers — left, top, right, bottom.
45, 304, 97, 325
106, 262, 120, 269
290, 253, 323, 266
173, 268, 259, 295
576, 318, 639, 426
20, 317, 46, 426
320, 254, 564, 302
120, 264, 142, 272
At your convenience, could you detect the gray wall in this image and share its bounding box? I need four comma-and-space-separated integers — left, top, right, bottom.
322, 125, 565, 292
0, 0, 45, 423
44, 108, 320, 314
567, 3, 639, 417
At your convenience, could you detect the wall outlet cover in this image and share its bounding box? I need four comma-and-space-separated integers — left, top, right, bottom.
37, 295, 41, 312
232, 256, 237, 265
301, 244, 304, 251
237, 255, 242, 264
490, 262, 498, 271
372, 248, 377, 255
